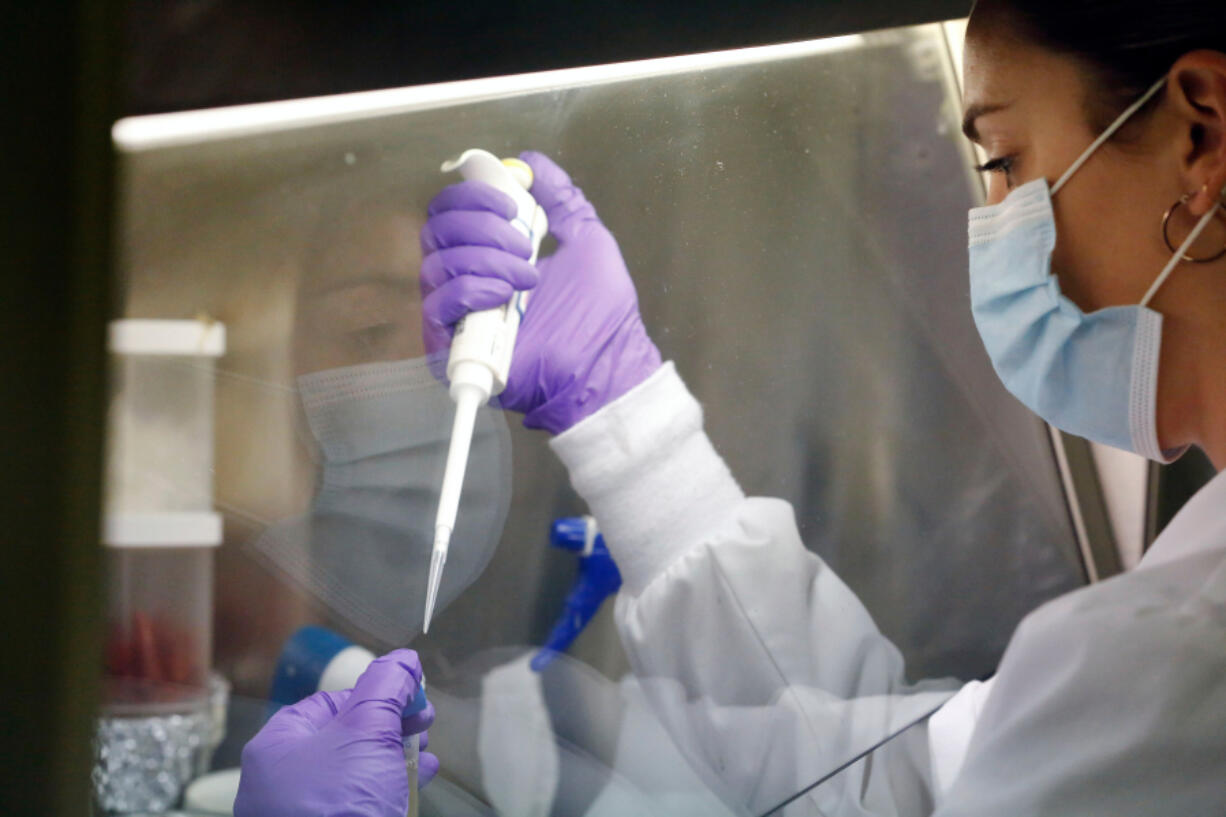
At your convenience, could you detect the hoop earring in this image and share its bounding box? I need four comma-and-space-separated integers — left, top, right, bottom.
1162, 192, 1226, 263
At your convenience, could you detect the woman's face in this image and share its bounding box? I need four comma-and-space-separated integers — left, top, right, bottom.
960, 33, 1196, 315
292, 208, 425, 376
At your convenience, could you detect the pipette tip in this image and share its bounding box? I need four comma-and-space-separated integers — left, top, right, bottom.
422, 529, 450, 634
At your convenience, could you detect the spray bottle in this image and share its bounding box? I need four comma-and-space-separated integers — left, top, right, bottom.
423, 150, 548, 634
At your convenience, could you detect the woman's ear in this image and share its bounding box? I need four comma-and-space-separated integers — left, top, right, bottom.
1169, 50, 1226, 216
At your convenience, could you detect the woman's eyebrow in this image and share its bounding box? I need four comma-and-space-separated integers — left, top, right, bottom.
304, 271, 415, 297
962, 102, 1012, 142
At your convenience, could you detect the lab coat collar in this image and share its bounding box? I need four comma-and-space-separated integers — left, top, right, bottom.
1138, 465, 1226, 570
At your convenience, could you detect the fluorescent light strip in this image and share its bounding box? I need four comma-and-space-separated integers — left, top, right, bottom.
113, 34, 864, 151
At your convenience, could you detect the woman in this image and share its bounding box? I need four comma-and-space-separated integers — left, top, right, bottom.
239, 0, 1226, 814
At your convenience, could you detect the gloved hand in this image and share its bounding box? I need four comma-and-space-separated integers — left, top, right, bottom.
420, 151, 662, 434
234, 649, 438, 817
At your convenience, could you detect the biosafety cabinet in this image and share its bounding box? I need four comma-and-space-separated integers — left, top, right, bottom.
47, 8, 1207, 816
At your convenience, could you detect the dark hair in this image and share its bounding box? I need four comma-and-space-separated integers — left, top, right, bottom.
968, 0, 1226, 131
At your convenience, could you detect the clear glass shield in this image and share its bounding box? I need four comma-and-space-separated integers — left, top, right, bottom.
106, 21, 1085, 816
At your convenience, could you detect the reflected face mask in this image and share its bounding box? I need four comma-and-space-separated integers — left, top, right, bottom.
968, 77, 1203, 463
252, 357, 511, 646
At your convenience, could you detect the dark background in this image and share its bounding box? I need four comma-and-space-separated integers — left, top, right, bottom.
2, 2, 973, 814
121, 0, 969, 114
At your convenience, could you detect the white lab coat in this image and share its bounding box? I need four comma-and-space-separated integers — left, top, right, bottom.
550, 363, 1226, 816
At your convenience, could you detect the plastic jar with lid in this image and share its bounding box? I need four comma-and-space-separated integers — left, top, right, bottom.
105, 319, 226, 513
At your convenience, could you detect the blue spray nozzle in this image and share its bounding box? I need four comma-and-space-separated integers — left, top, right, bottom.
550, 516, 595, 553
534, 517, 622, 672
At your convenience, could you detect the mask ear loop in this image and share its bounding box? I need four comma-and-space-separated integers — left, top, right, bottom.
1141, 190, 1226, 307
1052, 77, 1168, 196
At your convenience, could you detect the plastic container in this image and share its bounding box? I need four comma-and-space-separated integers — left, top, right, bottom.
102, 318, 226, 709
103, 517, 221, 707
106, 319, 226, 513
95, 318, 228, 812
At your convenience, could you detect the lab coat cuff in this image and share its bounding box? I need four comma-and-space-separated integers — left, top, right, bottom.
550, 361, 745, 595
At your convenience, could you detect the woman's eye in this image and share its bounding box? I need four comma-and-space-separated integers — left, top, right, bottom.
347, 322, 397, 351
974, 155, 1016, 178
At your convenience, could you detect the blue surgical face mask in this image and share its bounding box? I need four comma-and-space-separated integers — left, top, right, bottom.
968, 77, 1219, 462
252, 357, 511, 646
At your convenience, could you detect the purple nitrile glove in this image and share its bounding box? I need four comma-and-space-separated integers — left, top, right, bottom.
420, 151, 662, 435
234, 649, 439, 817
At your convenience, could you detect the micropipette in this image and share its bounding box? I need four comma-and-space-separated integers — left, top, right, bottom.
422, 150, 547, 634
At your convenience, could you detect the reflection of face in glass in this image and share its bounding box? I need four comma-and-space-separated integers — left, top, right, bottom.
251, 189, 511, 648
292, 205, 424, 375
